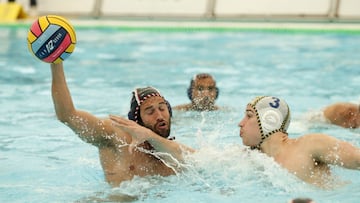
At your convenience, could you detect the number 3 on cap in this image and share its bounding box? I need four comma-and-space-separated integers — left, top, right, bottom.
269, 97, 280, 108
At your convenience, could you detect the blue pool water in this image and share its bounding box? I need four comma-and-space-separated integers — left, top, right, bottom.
1, 23, 360, 203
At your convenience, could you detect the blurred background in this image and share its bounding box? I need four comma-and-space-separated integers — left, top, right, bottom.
1, 0, 360, 22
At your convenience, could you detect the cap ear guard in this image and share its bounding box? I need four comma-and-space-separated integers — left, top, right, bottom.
187, 79, 194, 100
215, 87, 219, 99
258, 108, 283, 134
128, 91, 140, 122
165, 99, 173, 117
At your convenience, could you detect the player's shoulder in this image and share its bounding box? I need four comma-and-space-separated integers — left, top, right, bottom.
173, 103, 192, 111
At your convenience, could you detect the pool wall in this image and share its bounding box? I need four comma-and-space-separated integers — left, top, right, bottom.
3, 0, 360, 22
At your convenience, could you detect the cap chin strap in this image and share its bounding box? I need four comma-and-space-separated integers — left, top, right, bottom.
250, 129, 283, 150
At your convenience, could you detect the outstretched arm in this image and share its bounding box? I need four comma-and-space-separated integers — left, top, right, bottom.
311, 133, 360, 170
109, 115, 195, 162
323, 102, 360, 128
51, 62, 115, 146
173, 104, 192, 111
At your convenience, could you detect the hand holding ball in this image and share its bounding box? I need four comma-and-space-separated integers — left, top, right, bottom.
27, 15, 76, 64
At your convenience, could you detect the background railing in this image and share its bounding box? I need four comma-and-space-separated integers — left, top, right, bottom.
2, 0, 360, 21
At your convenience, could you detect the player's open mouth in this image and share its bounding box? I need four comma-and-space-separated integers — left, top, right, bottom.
156, 121, 167, 129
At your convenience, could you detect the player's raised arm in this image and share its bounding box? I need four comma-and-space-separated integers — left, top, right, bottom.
51, 62, 115, 145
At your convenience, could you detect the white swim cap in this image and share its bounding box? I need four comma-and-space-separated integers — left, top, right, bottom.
248, 96, 291, 146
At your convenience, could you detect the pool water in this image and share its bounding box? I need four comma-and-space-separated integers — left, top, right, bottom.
1, 24, 360, 203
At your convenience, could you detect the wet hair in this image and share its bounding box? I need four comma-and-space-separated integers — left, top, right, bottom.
128, 86, 172, 126
187, 73, 219, 101
248, 96, 291, 149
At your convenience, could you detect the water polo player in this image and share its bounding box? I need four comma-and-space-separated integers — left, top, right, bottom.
49, 62, 194, 186
174, 73, 220, 111
238, 96, 360, 187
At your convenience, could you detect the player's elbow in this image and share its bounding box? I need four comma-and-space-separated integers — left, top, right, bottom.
55, 111, 73, 124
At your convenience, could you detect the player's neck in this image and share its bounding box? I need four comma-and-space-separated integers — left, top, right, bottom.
261, 132, 288, 157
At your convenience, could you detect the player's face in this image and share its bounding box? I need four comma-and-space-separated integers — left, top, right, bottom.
140, 97, 171, 138
238, 106, 262, 147
191, 77, 217, 109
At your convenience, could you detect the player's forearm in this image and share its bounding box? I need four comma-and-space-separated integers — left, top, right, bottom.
146, 131, 195, 162
50, 62, 76, 122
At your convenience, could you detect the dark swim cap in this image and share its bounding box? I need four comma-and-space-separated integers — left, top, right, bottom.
128, 86, 172, 126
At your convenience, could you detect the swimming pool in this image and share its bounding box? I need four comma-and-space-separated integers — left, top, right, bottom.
1, 22, 360, 203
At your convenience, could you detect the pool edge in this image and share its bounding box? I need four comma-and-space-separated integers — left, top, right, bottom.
2, 18, 360, 34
